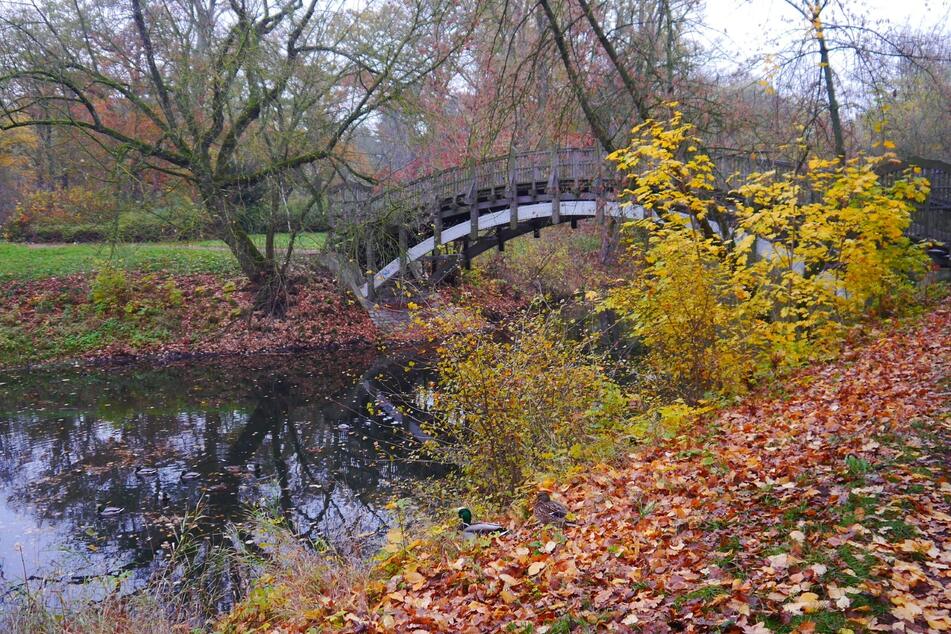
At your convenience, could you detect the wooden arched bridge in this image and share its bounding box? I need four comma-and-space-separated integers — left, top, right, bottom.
329, 148, 951, 303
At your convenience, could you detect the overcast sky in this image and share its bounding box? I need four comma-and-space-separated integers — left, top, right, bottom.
698, 0, 949, 61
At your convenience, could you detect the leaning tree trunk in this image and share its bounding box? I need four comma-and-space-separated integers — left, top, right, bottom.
207, 192, 290, 316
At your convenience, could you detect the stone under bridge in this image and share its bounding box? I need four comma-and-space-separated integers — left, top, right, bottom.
328, 147, 951, 304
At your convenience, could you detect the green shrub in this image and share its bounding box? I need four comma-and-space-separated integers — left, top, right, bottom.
33, 223, 109, 242
121, 199, 208, 241
422, 313, 628, 502
91, 267, 183, 319
91, 266, 132, 313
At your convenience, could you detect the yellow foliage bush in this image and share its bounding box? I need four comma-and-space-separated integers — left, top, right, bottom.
604, 111, 930, 401
423, 315, 627, 502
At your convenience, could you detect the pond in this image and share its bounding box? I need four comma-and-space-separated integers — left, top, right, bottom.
0, 348, 440, 606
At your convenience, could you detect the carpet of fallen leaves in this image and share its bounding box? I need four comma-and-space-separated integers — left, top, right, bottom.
254, 305, 951, 634
0, 271, 532, 368
0, 273, 379, 367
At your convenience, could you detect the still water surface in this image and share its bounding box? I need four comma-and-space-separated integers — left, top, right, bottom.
0, 348, 438, 601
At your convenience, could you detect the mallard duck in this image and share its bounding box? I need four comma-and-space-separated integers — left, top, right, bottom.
457, 507, 507, 537
97, 504, 124, 517
533, 491, 575, 526
135, 466, 158, 477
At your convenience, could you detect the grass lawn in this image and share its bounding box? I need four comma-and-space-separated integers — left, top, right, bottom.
0, 232, 325, 280
189, 232, 326, 251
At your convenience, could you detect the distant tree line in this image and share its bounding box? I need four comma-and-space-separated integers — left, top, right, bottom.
0, 0, 947, 312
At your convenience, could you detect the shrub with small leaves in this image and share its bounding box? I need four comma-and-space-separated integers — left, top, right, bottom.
422, 313, 628, 503
91, 266, 132, 313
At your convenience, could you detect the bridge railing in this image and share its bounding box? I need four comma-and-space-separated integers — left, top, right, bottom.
332, 147, 950, 246
333, 147, 614, 227
878, 158, 951, 243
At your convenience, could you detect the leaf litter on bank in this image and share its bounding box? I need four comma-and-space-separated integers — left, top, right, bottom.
223, 304, 951, 634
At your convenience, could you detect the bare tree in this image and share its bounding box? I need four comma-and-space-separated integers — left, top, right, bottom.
768, 0, 950, 159
0, 0, 465, 312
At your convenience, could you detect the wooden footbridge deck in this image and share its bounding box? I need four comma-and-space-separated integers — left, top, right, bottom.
330, 148, 951, 301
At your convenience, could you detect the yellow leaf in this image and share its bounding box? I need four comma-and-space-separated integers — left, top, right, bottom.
404, 570, 425, 586
528, 561, 546, 576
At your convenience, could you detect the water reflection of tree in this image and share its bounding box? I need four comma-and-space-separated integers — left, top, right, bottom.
0, 348, 442, 588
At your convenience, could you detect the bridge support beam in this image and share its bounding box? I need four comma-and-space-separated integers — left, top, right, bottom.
468, 177, 479, 242
462, 237, 471, 270
365, 240, 376, 302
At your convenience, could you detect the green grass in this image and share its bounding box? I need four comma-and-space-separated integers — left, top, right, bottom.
188, 232, 325, 251
0, 232, 325, 280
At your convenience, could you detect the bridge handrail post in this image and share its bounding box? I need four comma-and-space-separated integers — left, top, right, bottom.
549, 151, 561, 224
433, 195, 443, 249
467, 176, 479, 241
365, 239, 376, 302
508, 161, 519, 230
571, 148, 581, 193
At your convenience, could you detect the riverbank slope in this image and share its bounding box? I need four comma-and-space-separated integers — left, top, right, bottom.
222, 304, 951, 633
0, 267, 529, 369
0, 272, 379, 368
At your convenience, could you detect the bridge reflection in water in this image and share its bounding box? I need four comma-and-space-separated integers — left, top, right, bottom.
0, 348, 442, 605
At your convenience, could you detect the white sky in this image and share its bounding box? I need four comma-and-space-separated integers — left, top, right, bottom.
699, 0, 949, 64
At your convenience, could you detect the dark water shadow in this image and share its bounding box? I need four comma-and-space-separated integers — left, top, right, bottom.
0, 347, 442, 605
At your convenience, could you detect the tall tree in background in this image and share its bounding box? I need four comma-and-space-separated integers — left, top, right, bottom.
783, 0, 846, 157
0, 127, 36, 224
857, 30, 951, 161
0, 0, 466, 312
773, 0, 949, 158
371, 0, 702, 176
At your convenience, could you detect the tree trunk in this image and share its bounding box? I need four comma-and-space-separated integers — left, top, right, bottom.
599, 215, 619, 265
538, 0, 616, 153
207, 191, 289, 316
266, 186, 278, 264
578, 0, 650, 121
812, 6, 846, 158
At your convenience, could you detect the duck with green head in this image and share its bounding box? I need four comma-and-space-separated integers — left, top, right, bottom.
457, 507, 507, 537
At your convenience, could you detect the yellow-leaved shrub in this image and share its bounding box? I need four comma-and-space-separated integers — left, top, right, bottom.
604, 111, 930, 402
422, 315, 627, 502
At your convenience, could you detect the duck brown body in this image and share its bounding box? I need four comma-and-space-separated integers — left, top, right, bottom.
533, 491, 574, 526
